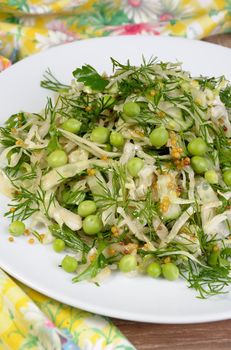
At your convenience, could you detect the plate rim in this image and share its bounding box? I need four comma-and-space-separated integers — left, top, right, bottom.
1, 34, 231, 80
2, 261, 231, 324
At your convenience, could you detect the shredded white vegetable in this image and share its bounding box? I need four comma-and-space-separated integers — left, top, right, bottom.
1, 56, 231, 293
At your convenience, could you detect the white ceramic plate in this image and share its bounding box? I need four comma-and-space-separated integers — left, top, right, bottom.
0, 36, 231, 324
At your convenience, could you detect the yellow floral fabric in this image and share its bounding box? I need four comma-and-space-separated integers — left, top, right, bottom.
0, 1, 231, 349
0, 0, 230, 65
0, 269, 135, 349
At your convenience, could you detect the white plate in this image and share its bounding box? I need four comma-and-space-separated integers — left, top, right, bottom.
0, 36, 231, 324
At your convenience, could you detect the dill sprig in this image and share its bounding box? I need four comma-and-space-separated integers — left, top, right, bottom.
60, 188, 86, 206
0, 127, 17, 147
72, 241, 107, 282
3, 153, 30, 179
5, 187, 39, 221
41, 69, 70, 92
195, 75, 223, 90
213, 127, 231, 168
50, 224, 90, 253
4, 187, 55, 221
5, 163, 37, 187
183, 260, 231, 299
132, 190, 157, 227
94, 165, 128, 210
220, 84, 231, 108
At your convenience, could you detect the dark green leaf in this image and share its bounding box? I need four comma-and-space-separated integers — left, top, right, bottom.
73, 65, 108, 91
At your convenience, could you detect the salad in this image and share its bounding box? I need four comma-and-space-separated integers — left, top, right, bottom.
0, 57, 231, 298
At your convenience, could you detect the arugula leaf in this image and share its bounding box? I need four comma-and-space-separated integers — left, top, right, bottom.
72, 64, 108, 91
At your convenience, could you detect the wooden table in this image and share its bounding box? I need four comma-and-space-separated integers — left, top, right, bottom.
113, 33, 231, 350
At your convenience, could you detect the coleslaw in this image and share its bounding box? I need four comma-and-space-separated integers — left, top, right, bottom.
1, 57, 231, 297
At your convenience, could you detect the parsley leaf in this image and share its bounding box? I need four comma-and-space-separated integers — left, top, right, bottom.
72, 64, 108, 91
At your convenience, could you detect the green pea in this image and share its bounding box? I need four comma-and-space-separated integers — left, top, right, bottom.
191, 156, 209, 174
162, 262, 179, 281
146, 262, 161, 278
46, 149, 68, 168
82, 214, 103, 235
61, 118, 81, 134
119, 255, 137, 273
223, 169, 231, 186
9, 221, 25, 236
104, 144, 112, 152
127, 157, 144, 177
53, 239, 65, 253
77, 200, 97, 217
204, 170, 218, 184
110, 131, 124, 148
90, 127, 110, 144
61, 255, 78, 273
123, 101, 140, 118
149, 126, 169, 148
187, 137, 207, 156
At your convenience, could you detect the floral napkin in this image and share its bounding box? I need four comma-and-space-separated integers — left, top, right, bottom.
0, 0, 230, 66
0, 0, 230, 349
0, 269, 135, 349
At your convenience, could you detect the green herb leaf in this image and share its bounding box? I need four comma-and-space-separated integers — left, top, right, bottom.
73, 65, 108, 91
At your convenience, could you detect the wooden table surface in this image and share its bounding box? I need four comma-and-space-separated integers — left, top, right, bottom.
113, 33, 231, 350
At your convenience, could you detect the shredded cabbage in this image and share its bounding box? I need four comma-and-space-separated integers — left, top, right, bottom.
1, 56, 231, 295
